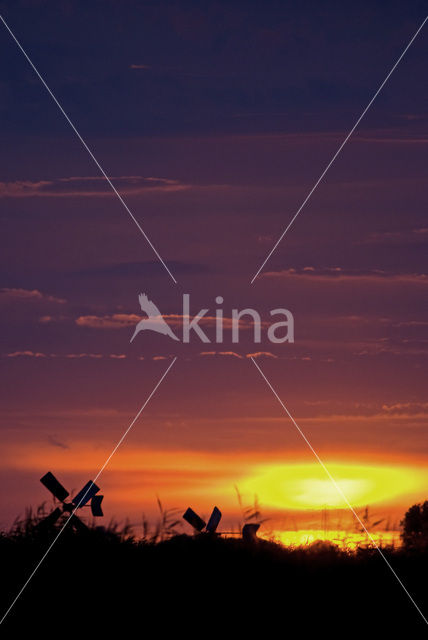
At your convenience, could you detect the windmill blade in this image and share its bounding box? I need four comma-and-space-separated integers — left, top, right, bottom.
206, 506, 222, 533
39, 507, 63, 528
72, 481, 100, 508
242, 523, 260, 542
90, 495, 104, 517
183, 507, 206, 532
69, 514, 88, 532
40, 472, 69, 502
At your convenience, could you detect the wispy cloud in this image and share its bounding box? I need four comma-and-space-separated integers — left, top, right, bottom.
392, 320, 428, 328
246, 351, 278, 359
0, 175, 189, 198
75, 312, 265, 330
129, 64, 151, 70
75, 314, 139, 329
6, 351, 47, 358
39, 315, 68, 324
359, 228, 428, 246
263, 267, 428, 284
3, 351, 172, 361
0, 288, 66, 304
47, 435, 69, 449
4, 351, 124, 359
381, 402, 428, 414
199, 351, 243, 359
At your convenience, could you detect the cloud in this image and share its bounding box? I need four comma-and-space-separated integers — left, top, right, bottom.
3, 350, 174, 361
262, 267, 428, 284
47, 435, 69, 449
246, 351, 278, 359
129, 64, 151, 70
360, 228, 428, 246
64, 353, 103, 359
3, 351, 126, 360
75, 311, 266, 330
199, 351, 243, 358
354, 339, 428, 358
39, 315, 68, 323
0, 175, 189, 198
381, 402, 428, 415
75, 314, 139, 329
6, 351, 47, 358
0, 288, 66, 304
392, 320, 428, 328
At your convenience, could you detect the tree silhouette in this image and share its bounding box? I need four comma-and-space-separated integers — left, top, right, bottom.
401, 501, 428, 549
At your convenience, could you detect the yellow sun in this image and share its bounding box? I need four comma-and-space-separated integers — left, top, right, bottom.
239, 462, 424, 509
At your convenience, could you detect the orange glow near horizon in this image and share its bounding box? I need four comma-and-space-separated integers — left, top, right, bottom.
3, 442, 428, 528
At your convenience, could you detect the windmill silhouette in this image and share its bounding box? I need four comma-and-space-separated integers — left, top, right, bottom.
39, 471, 104, 530
130, 293, 180, 343
182, 506, 260, 541
183, 506, 222, 534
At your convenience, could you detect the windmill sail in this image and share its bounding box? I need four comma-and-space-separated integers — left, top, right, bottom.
72, 481, 100, 507
183, 507, 206, 532
40, 472, 69, 502
91, 495, 104, 517
206, 506, 222, 533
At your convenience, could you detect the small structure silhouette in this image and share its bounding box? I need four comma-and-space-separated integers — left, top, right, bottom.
183, 506, 222, 533
242, 523, 260, 542
40, 471, 104, 530
183, 506, 260, 541
130, 293, 180, 342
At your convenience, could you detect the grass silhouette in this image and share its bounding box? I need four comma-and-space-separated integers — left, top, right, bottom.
1, 504, 428, 634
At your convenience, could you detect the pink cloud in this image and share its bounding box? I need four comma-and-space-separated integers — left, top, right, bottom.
199, 351, 243, 359
262, 267, 428, 285
76, 313, 266, 330
246, 351, 278, 359
0, 288, 66, 304
3, 352, 127, 360
6, 351, 47, 358
75, 314, 140, 329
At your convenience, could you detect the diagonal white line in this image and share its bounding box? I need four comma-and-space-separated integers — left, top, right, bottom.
250, 356, 428, 626
0, 356, 177, 626
0, 14, 177, 284
251, 15, 428, 284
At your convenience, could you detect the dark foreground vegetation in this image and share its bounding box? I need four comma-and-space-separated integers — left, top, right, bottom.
1, 507, 428, 636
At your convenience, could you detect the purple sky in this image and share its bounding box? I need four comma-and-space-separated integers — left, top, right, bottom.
0, 0, 427, 531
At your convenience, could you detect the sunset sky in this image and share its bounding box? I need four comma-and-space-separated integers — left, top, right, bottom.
0, 1, 427, 538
